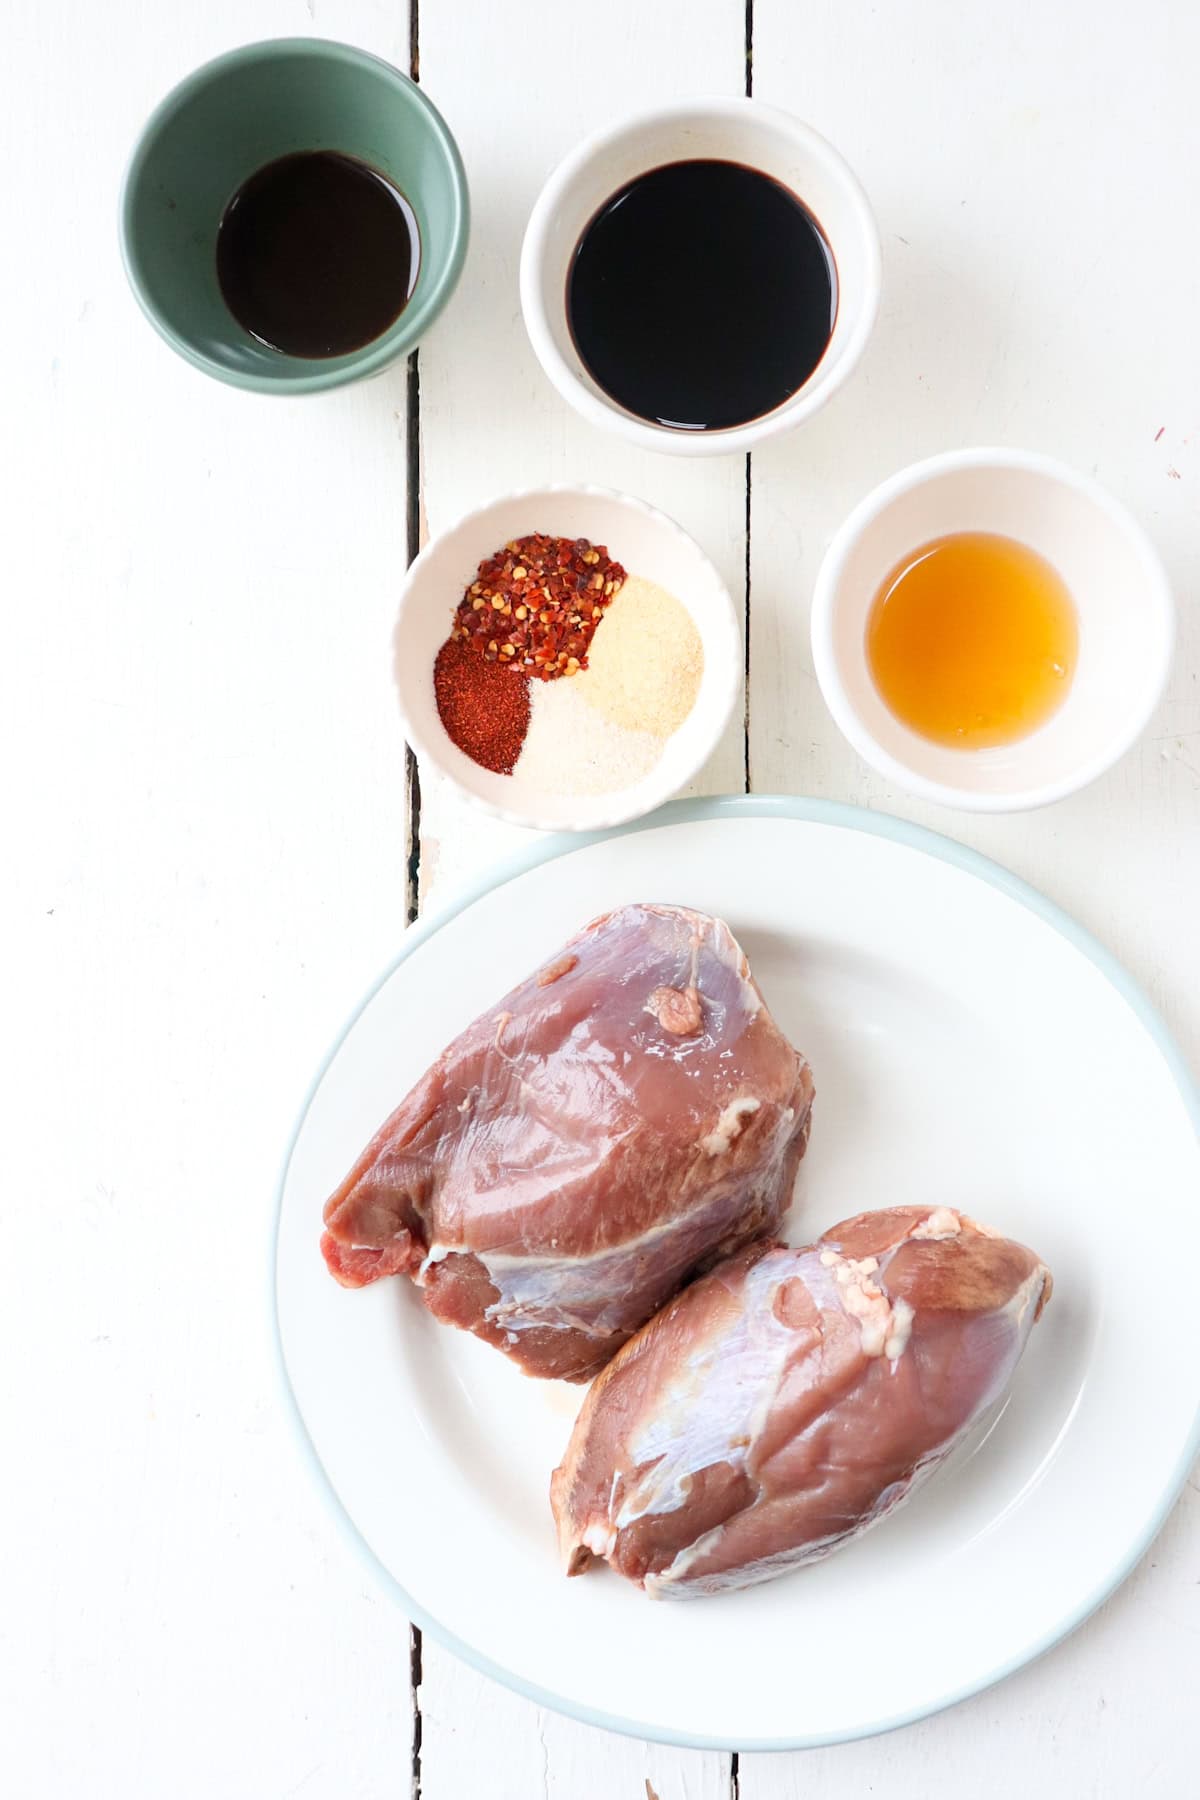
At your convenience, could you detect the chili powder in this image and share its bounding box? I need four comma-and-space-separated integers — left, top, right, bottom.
434, 636, 530, 775
433, 532, 629, 777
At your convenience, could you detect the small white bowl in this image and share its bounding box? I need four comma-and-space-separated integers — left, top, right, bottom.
811, 448, 1175, 812
393, 485, 741, 830
519, 98, 881, 457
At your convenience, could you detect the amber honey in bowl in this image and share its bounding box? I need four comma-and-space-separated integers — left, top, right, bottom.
865, 531, 1078, 749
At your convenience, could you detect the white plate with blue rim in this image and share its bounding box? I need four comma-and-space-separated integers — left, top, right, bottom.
273, 796, 1200, 1749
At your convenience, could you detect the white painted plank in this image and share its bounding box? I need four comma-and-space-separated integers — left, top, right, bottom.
414, 0, 749, 908
749, 0, 1200, 1065
413, 0, 745, 1790
741, 1, 1200, 1794
421, 1647, 730, 1800
3, 5, 419, 1798
12, 1, 1196, 1796
737, 1488, 1200, 1800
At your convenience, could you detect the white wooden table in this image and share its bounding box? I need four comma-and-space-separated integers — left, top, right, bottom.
6, 1, 1198, 1794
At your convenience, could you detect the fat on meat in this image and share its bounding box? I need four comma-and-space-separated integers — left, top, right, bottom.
320, 903, 815, 1380
551, 1206, 1051, 1593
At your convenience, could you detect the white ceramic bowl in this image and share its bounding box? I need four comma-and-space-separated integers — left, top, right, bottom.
811, 448, 1175, 812
393, 486, 741, 830
519, 98, 881, 456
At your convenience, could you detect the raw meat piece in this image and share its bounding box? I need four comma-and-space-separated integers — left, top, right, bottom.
320, 903, 814, 1381
551, 1206, 1051, 1594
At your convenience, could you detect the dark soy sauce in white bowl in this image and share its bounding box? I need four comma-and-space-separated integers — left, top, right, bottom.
566, 158, 837, 433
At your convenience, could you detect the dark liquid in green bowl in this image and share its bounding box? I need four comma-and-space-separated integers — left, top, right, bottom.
217, 151, 420, 359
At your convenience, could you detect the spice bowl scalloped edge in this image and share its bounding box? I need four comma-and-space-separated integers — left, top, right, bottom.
392, 485, 742, 830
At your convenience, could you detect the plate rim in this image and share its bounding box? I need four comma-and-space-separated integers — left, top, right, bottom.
270, 793, 1200, 1751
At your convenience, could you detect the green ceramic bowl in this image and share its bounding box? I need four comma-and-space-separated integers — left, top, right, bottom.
120, 39, 469, 393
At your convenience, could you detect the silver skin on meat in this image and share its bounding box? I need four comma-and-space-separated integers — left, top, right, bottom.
321, 904, 815, 1381
551, 1207, 1051, 1594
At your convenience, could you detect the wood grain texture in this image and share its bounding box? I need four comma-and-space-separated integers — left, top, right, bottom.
414, 0, 748, 910
748, 0, 1200, 1069
420, 1650, 730, 1800
6, 0, 1198, 1795
739, 0, 1200, 1792
739, 1482, 1200, 1799
412, 0, 743, 1792
3, 5, 417, 1797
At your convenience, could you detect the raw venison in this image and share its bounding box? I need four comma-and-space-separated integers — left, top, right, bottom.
320, 903, 814, 1380
551, 1206, 1051, 1593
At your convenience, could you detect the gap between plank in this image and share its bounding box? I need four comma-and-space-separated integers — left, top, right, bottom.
404, 3, 753, 1790
738, 9, 755, 1794
409, 1622, 423, 1800
406, 10, 425, 1790
404, 340, 424, 1771
742, 452, 752, 793
742, 0, 753, 799
736, 0, 752, 1752
404, 348, 423, 929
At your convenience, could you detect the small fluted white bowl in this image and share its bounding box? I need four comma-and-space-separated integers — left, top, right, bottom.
520, 98, 881, 456
811, 448, 1175, 812
394, 485, 740, 830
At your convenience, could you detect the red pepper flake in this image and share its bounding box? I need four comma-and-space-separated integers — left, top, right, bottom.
451, 533, 626, 679
434, 637, 530, 775
433, 532, 628, 776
